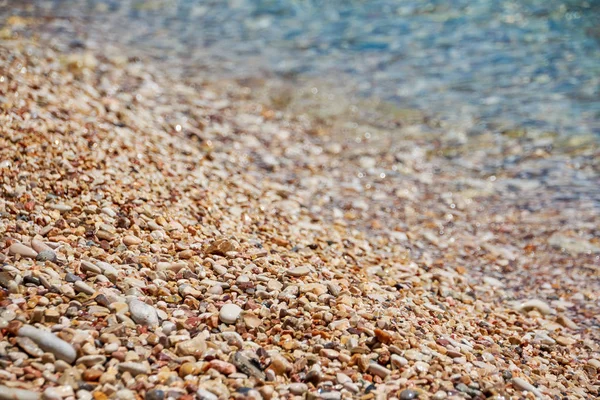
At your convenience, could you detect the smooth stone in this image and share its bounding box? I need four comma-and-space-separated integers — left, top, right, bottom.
512, 377, 543, 398
31, 239, 53, 253
519, 299, 551, 315
145, 390, 164, 400
16, 337, 44, 357
432, 391, 447, 400
176, 335, 207, 358
65, 273, 82, 283
399, 389, 419, 400
118, 362, 150, 376
287, 266, 311, 277
9, 243, 38, 258
196, 390, 218, 400
76, 355, 106, 367
288, 383, 308, 395
123, 236, 142, 246
80, 261, 102, 275
36, 250, 57, 262
74, 281, 95, 295
367, 363, 391, 378
208, 359, 236, 375
219, 303, 242, 324
95, 261, 118, 282
18, 325, 76, 363
0, 385, 40, 400
391, 354, 408, 368
128, 299, 159, 327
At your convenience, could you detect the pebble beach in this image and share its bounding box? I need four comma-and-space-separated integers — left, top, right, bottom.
1, 3, 600, 400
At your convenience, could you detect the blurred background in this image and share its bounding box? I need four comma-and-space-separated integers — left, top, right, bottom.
2, 0, 600, 138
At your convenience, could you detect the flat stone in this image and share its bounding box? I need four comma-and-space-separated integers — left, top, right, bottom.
399, 389, 419, 400
18, 325, 76, 363
9, 243, 38, 258
36, 250, 57, 262
123, 236, 142, 246
368, 363, 391, 378
31, 239, 53, 253
512, 377, 543, 398
16, 336, 44, 357
118, 361, 150, 376
287, 266, 311, 277
0, 386, 40, 400
288, 383, 308, 395
176, 335, 207, 358
219, 303, 242, 324
519, 299, 552, 315
208, 359, 236, 375
77, 355, 106, 367
128, 299, 159, 327
74, 281, 95, 295
196, 390, 218, 400
231, 351, 266, 380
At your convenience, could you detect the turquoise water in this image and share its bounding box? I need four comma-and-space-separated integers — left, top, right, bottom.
5, 0, 600, 136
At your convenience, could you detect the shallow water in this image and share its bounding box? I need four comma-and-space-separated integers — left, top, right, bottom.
11, 0, 600, 137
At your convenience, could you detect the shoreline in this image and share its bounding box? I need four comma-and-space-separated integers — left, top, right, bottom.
1, 14, 600, 400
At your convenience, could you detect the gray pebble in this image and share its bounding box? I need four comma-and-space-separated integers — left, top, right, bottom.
36, 250, 57, 262
18, 325, 76, 363
399, 389, 419, 400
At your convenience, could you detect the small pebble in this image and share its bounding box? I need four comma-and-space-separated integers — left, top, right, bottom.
36, 250, 57, 262
219, 303, 242, 324
287, 266, 311, 277
399, 389, 419, 400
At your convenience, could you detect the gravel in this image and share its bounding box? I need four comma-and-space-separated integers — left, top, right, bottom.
0, 13, 598, 400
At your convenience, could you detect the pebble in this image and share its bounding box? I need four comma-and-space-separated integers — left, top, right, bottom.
209, 359, 236, 375
512, 377, 543, 398
288, 383, 308, 395
367, 363, 391, 378
36, 250, 57, 262
18, 325, 76, 363
287, 266, 311, 277
16, 337, 44, 357
391, 354, 408, 368
519, 299, 552, 315
176, 335, 207, 358
432, 391, 447, 400
128, 299, 159, 327
9, 243, 38, 258
196, 389, 218, 400
219, 303, 242, 324
118, 361, 150, 376
0, 385, 40, 400
74, 281, 95, 295
76, 355, 106, 366
144, 390, 164, 400
399, 389, 419, 400
123, 235, 142, 246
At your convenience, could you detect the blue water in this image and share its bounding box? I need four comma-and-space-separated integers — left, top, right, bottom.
6, 0, 600, 136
